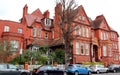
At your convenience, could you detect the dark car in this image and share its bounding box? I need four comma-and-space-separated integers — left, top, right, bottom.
66, 64, 91, 75
108, 64, 120, 73
32, 65, 67, 75
0, 63, 30, 75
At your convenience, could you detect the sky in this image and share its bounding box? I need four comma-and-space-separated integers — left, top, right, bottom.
0, 0, 120, 34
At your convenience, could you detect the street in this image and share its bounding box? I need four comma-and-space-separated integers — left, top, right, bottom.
92, 72, 120, 75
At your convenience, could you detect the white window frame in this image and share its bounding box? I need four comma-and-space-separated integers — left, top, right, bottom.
76, 42, 80, 54
4, 26, 10, 32
10, 40, 19, 51
86, 28, 89, 37
79, 26, 82, 36
38, 28, 41, 38
18, 28, 22, 33
81, 42, 84, 55
33, 26, 36, 37
108, 46, 112, 57
86, 43, 89, 55
103, 45, 107, 56
75, 26, 79, 35
45, 18, 51, 26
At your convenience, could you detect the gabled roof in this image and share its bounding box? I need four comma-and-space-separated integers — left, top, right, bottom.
91, 18, 103, 29
91, 15, 110, 30
24, 8, 44, 27
31, 8, 44, 18
25, 14, 42, 27
75, 5, 91, 25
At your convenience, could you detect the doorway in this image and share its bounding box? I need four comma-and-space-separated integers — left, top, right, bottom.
93, 45, 99, 62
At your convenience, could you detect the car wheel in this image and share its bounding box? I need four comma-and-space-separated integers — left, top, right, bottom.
96, 70, 100, 74
44, 72, 48, 75
63, 72, 67, 75
21, 72, 27, 75
88, 71, 91, 75
74, 71, 79, 75
113, 69, 116, 73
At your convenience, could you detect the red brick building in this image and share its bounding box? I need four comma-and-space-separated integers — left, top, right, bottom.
0, 4, 119, 65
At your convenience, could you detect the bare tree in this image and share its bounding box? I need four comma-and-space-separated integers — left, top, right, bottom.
54, 0, 78, 65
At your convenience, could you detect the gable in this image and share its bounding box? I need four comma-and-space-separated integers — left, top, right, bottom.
31, 9, 44, 18
99, 18, 110, 30
74, 5, 90, 25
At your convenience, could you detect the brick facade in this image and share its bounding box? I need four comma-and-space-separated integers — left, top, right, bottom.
0, 4, 119, 65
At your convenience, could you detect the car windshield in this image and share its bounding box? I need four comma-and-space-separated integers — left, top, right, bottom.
39, 65, 55, 70
68, 64, 84, 68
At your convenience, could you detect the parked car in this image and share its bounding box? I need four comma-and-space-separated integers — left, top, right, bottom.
108, 64, 120, 72
32, 65, 67, 75
89, 64, 108, 74
0, 63, 30, 75
66, 64, 91, 75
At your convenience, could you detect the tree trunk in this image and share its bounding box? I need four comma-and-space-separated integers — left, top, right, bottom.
64, 39, 72, 68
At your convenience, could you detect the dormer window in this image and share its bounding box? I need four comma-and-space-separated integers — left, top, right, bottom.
45, 18, 51, 26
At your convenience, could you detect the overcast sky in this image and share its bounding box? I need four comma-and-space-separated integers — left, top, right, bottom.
0, 0, 120, 34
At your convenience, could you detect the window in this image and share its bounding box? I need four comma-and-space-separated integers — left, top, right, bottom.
76, 42, 80, 54
38, 28, 41, 37
52, 31, 54, 39
86, 28, 89, 37
114, 54, 118, 61
79, 26, 82, 36
81, 42, 84, 55
86, 43, 89, 55
103, 45, 107, 56
101, 31, 103, 40
45, 33, 48, 39
10, 40, 19, 51
9, 64, 17, 69
0, 64, 7, 69
18, 28, 22, 33
78, 16, 85, 21
82, 27, 85, 37
92, 32, 94, 38
4, 26, 10, 32
75, 26, 79, 35
45, 18, 51, 26
33, 26, 36, 37
108, 46, 112, 57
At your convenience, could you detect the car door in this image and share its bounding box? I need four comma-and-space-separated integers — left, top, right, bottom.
78, 65, 87, 74
99, 65, 106, 72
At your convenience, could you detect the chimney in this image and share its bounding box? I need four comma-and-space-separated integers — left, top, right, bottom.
43, 10, 50, 18
21, 4, 28, 24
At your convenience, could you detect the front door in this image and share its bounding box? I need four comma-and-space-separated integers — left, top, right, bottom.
93, 45, 99, 62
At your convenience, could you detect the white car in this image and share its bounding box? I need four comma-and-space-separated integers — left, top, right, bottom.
89, 64, 108, 74
0, 63, 30, 75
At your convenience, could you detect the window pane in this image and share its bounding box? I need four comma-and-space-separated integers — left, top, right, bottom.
76, 42, 80, 54
33, 26, 36, 37
38, 28, 41, 37
86, 43, 89, 55
103, 45, 107, 56
10, 40, 19, 51
4, 26, 10, 32
18, 28, 22, 33
81, 42, 84, 55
